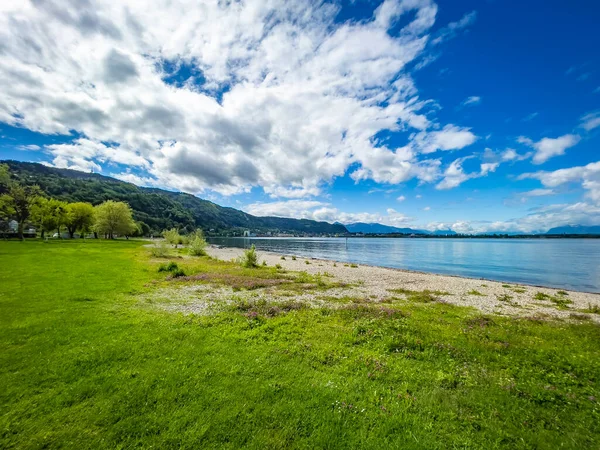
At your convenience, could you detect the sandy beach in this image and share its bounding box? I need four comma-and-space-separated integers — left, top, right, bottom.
205, 245, 600, 322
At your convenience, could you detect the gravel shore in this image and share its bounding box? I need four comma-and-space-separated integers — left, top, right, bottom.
207, 245, 600, 322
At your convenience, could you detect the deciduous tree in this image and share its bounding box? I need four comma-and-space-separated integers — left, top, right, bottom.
65, 202, 94, 238
93, 200, 136, 239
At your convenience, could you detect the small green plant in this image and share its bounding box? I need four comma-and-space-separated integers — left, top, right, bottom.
275, 263, 282, 270
333, 263, 337, 267
262, 260, 267, 267
239, 244, 259, 268
557, 290, 569, 296
502, 284, 511, 288
551, 296, 572, 310
305, 260, 310, 265
534, 292, 551, 301
497, 294, 514, 303
291, 255, 296, 260
171, 268, 186, 278
582, 303, 600, 314
280, 256, 286, 260
187, 229, 207, 256
158, 261, 183, 277
350, 263, 358, 268
512, 288, 526, 294
467, 290, 484, 296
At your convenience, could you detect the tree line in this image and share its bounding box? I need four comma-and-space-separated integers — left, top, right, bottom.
0, 163, 140, 240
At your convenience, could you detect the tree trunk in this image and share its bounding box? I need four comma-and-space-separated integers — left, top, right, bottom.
18, 221, 24, 241
41, 229, 45, 239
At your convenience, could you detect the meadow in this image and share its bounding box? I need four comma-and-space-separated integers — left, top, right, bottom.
1, 240, 599, 449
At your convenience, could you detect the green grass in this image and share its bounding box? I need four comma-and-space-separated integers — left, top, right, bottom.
467, 290, 484, 296
1, 241, 599, 449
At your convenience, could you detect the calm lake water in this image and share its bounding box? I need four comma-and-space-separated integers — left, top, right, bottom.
208, 237, 600, 293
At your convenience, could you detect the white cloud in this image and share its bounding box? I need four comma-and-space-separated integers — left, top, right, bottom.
460, 96, 481, 107
0, 0, 478, 197
431, 11, 477, 45
522, 112, 539, 122
16, 144, 41, 151
518, 161, 600, 204
522, 188, 555, 197
423, 206, 431, 211
580, 111, 600, 131
407, 124, 477, 155
244, 200, 414, 227
397, 195, 406, 202
518, 134, 581, 164
435, 157, 497, 190
501, 148, 530, 161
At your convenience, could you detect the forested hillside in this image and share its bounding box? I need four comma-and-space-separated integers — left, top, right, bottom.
2, 161, 347, 235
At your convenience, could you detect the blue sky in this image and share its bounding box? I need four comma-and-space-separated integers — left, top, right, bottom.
0, 0, 599, 233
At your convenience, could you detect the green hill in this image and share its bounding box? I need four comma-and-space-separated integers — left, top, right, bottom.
2, 161, 347, 235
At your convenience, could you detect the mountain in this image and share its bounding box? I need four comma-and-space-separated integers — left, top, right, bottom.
431, 229, 457, 236
2, 161, 347, 235
546, 225, 600, 235
343, 222, 428, 234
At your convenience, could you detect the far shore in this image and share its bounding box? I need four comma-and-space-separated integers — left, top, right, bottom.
207, 244, 600, 322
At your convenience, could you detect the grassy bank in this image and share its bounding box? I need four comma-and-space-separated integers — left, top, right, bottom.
1, 240, 599, 449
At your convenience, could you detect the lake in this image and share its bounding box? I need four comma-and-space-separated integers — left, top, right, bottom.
208, 237, 600, 293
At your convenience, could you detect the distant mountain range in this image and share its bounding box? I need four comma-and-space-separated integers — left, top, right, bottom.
545, 225, 600, 235
2, 161, 347, 235
343, 222, 457, 235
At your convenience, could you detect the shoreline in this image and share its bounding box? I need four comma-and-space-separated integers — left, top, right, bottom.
207, 244, 600, 322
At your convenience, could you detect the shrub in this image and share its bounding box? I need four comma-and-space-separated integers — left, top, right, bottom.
291, 255, 296, 260
163, 228, 182, 247
158, 261, 179, 272
240, 244, 259, 268
149, 241, 170, 258
305, 260, 310, 265
275, 263, 282, 270
171, 268, 186, 278
188, 230, 207, 256
280, 256, 286, 260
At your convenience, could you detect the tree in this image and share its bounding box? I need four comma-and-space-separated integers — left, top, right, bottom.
93, 201, 136, 239
65, 202, 94, 238
162, 228, 182, 247
0, 165, 42, 240
0, 164, 9, 188
31, 198, 69, 238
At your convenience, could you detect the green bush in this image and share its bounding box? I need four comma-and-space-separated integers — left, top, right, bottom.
171, 268, 186, 278
240, 244, 259, 268
162, 228, 181, 247
188, 229, 207, 256
158, 261, 179, 273
149, 241, 170, 258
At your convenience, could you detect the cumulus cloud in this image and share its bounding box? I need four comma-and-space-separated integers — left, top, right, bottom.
435, 157, 497, 190
0, 0, 479, 197
518, 161, 600, 204
245, 200, 413, 227
518, 134, 581, 164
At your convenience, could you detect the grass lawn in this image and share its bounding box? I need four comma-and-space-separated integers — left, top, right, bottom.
1, 240, 599, 449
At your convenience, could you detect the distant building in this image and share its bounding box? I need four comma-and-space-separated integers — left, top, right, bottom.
8, 220, 18, 232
